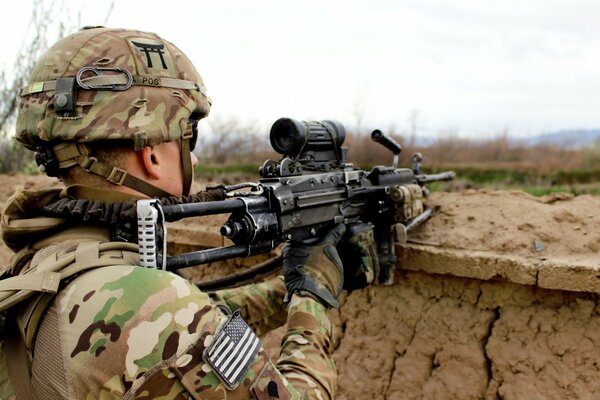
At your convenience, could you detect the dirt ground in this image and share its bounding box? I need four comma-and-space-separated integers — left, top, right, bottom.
2, 174, 600, 398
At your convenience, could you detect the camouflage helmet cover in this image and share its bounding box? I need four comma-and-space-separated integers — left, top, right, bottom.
16, 27, 211, 151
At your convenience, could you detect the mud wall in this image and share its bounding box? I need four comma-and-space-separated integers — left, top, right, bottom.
329, 270, 600, 399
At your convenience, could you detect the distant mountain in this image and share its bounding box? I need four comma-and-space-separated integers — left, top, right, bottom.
403, 129, 600, 148
523, 129, 600, 149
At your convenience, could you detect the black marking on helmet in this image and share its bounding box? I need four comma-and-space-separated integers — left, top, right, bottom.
132, 41, 168, 69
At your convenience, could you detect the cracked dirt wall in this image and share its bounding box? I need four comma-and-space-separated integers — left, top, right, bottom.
328, 271, 600, 399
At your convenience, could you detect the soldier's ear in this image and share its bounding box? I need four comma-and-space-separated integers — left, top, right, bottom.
139, 146, 161, 179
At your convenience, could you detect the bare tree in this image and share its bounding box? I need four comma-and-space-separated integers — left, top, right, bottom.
407, 109, 421, 147
196, 116, 269, 164
349, 84, 370, 136
0, 0, 70, 139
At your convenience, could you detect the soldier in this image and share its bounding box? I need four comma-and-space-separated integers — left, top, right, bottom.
0, 27, 372, 399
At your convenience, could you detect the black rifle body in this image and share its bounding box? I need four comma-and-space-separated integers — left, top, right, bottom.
162, 166, 454, 284
150, 117, 454, 285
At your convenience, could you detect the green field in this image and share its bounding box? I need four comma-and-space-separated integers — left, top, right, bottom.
426, 165, 600, 196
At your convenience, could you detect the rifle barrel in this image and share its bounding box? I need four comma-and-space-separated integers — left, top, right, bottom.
162, 199, 245, 222
417, 171, 456, 184
166, 245, 249, 270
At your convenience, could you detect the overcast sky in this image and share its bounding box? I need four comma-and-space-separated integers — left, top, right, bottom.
2, 0, 599, 139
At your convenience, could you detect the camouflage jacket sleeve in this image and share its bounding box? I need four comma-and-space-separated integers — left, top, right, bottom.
31, 265, 338, 399
210, 280, 337, 399
276, 294, 337, 400
208, 276, 288, 336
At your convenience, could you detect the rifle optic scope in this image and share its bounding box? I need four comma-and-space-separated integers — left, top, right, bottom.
270, 118, 346, 158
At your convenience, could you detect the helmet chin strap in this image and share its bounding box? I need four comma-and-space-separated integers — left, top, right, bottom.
81, 157, 176, 198
180, 124, 194, 196
49, 121, 197, 199
51, 142, 177, 199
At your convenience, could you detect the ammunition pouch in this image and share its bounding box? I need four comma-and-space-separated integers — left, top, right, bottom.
390, 184, 424, 222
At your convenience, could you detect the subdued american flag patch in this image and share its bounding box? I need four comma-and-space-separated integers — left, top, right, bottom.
204, 311, 262, 389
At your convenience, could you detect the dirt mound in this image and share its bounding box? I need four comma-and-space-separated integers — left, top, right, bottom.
412, 189, 600, 265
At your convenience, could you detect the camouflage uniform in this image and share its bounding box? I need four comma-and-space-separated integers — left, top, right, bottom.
0, 27, 338, 399
0, 186, 336, 399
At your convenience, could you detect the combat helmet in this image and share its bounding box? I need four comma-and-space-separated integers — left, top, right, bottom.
15, 26, 211, 197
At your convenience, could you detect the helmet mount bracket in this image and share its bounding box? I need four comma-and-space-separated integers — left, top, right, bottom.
54, 78, 78, 116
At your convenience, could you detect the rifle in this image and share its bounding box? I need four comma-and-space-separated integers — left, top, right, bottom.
136, 117, 454, 286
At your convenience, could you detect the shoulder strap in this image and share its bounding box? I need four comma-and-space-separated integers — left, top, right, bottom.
0, 241, 140, 312
0, 240, 141, 398
4, 312, 34, 400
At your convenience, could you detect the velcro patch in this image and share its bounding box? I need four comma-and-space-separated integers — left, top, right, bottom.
204, 311, 262, 389
250, 362, 292, 400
